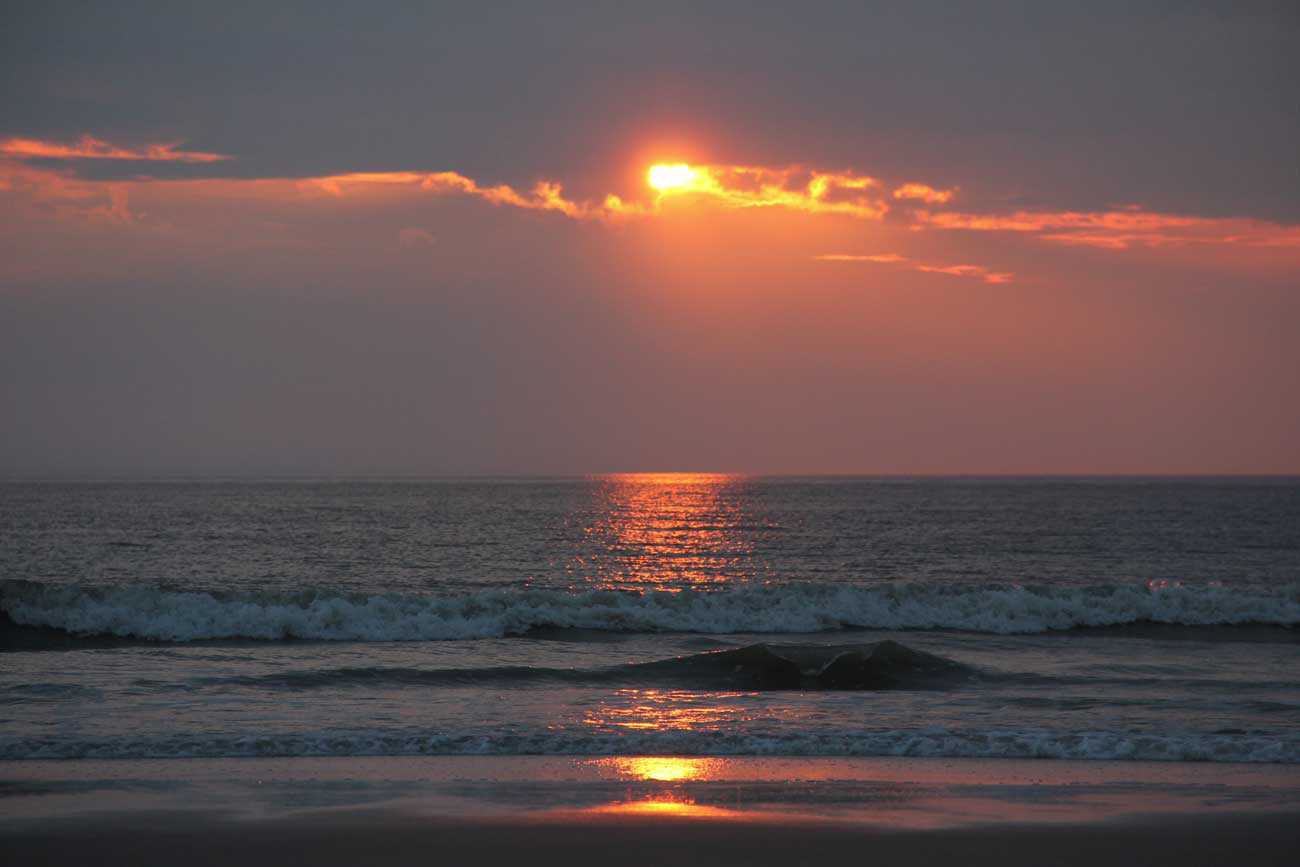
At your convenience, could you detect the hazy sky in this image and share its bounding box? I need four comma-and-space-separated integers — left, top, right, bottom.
2, 1, 1298, 475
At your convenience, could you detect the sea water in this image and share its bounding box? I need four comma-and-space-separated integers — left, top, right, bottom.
2, 476, 1298, 763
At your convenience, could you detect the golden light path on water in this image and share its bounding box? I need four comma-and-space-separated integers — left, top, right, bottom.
612, 757, 722, 782
573, 473, 763, 590
567, 477, 783, 820
583, 757, 741, 819
587, 799, 741, 818
571, 473, 787, 820
582, 688, 761, 732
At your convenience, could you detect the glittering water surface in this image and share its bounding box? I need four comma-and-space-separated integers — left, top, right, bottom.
2, 476, 1298, 762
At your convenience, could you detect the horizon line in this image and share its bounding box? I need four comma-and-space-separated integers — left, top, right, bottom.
2, 472, 1298, 483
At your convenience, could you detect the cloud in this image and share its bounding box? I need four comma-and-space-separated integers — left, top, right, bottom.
814, 253, 907, 263
892, 183, 955, 204
0, 156, 900, 232
0, 135, 229, 164
0, 156, 922, 248
815, 252, 1012, 283
317, 161, 1295, 255
649, 164, 890, 219
4, 132, 1296, 270
0, 159, 136, 224
308, 171, 646, 221
918, 207, 1300, 250
307, 164, 894, 222
914, 263, 1013, 284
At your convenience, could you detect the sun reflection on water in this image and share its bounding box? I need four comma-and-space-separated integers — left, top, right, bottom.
572, 473, 766, 590
583, 688, 758, 733
579, 757, 740, 820
559, 475, 779, 821
589, 797, 741, 819
606, 756, 722, 782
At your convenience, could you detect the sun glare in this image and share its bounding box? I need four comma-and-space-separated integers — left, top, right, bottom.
647, 163, 698, 192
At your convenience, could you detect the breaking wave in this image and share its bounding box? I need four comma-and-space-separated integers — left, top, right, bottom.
3, 579, 1297, 643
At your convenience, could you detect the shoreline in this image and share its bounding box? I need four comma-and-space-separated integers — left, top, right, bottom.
4, 754, 1298, 824
5, 807, 1298, 867
5, 755, 1299, 864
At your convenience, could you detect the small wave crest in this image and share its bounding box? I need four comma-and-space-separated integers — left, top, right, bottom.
2, 579, 1297, 643
2, 727, 1295, 763
163, 642, 969, 692
0, 682, 102, 704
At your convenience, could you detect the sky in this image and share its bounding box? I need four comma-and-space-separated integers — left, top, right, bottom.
2, 1, 1298, 476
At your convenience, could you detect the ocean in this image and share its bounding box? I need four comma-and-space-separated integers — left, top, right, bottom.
2, 476, 1298, 765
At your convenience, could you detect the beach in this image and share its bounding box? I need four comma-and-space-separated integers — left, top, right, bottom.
3, 478, 1298, 864
4, 756, 1299, 865
9, 810, 1299, 867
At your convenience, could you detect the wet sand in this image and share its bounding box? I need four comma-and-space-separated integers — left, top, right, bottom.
3, 756, 1298, 865
5, 809, 1298, 867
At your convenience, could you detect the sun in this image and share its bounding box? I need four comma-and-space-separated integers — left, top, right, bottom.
647, 163, 698, 192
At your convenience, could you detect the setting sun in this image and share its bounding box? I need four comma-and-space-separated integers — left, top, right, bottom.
647, 163, 698, 192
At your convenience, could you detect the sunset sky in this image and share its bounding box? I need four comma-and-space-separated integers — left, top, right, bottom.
2, 2, 1298, 476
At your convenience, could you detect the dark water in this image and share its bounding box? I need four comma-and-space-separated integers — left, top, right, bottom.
2, 476, 1298, 762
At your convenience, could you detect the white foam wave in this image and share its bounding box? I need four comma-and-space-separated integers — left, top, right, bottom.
3, 727, 1296, 763
3, 579, 1298, 642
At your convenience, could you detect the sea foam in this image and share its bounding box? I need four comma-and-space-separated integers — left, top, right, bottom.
3, 578, 1297, 642
2, 726, 1296, 763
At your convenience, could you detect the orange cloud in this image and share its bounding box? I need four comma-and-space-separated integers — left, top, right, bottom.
307, 170, 646, 221
815, 252, 1013, 283
915, 263, 1013, 284
305, 163, 893, 222
4, 133, 1295, 273
649, 164, 889, 219
4, 158, 894, 232
892, 182, 955, 204
918, 207, 1300, 250
0, 159, 136, 223
0, 135, 229, 164
814, 253, 907, 263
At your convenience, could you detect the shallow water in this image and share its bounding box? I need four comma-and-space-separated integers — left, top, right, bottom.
5, 756, 1300, 828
